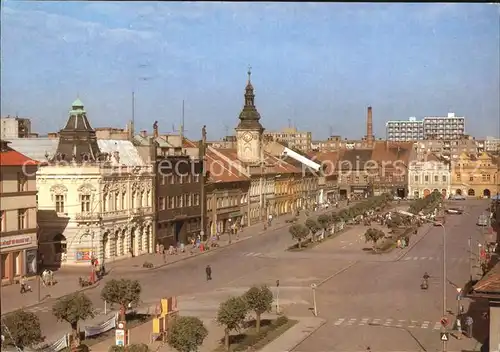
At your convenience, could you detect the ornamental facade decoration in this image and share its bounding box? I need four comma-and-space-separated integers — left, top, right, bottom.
50, 184, 68, 195
78, 183, 96, 195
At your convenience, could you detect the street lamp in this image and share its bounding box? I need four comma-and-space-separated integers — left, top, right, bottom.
311, 283, 318, 316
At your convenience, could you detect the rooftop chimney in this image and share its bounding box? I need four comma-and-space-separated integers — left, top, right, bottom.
366, 106, 374, 148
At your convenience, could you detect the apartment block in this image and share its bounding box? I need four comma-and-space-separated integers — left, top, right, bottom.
264, 127, 312, 152
423, 113, 465, 140
1, 116, 33, 139
386, 117, 424, 141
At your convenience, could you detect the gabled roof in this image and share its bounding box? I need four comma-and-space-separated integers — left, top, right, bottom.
205, 150, 250, 183
340, 149, 373, 170
371, 141, 412, 166
308, 151, 342, 175
214, 148, 300, 175
182, 138, 198, 148
473, 261, 500, 294
0, 144, 38, 166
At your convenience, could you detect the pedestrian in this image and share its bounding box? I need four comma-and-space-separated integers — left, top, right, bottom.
456, 317, 462, 339
205, 265, 212, 281
464, 315, 473, 338
162, 247, 166, 263
19, 276, 27, 294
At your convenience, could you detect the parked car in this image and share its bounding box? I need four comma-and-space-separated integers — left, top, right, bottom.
446, 208, 463, 215
450, 194, 466, 200
477, 214, 489, 226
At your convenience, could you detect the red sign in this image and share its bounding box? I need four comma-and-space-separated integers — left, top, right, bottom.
440, 317, 449, 327
0, 236, 32, 248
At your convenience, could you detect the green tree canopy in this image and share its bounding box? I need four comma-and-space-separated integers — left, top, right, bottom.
52, 292, 95, 348
243, 285, 273, 333
288, 223, 309, 248
317, 214, 331, 229
101, 279, 141, 320
1, 310, 45, 349
109, 344, 150, 352
167, 316, 208, 352
216, 296, 248, 351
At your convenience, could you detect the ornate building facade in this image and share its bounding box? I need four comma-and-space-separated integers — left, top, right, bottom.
408, 154, 451, 199
36, 99, 154, 266
451, 152, 499, 198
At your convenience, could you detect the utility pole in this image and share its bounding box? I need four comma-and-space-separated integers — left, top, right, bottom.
200, 125, 207, 241
130, 91, 136, 139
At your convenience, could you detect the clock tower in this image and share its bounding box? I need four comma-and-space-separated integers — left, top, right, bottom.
236, 66, 264, 163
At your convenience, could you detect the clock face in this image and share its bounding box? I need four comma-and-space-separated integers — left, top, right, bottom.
242, 132, 252, 143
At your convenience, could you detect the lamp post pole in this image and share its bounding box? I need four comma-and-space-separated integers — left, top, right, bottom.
311, 283, 318, 316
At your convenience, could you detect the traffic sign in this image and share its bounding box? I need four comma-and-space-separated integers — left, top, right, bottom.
440, 317, 449, 327
440, 332, 449, 341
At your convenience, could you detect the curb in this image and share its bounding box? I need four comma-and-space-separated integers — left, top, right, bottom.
1, 280, 102, 317
395, 223, 434, 261
261, 317, 326, 352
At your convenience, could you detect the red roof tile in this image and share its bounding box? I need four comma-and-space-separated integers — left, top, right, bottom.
0, 149, 39, 167
205, 151, 249, 183
473, 261, 500, 294
182, 138, 198, 148
214, 148, 300, 175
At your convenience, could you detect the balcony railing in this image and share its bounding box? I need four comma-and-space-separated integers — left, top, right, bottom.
75, 212, 101, 221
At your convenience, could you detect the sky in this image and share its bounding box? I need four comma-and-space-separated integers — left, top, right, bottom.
1, 2, 499, 140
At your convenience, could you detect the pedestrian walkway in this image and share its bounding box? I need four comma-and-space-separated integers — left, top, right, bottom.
242, 251, 266, 257
259, 316, 326, 352
403, 256, 468, 262
331, 316, 442, 331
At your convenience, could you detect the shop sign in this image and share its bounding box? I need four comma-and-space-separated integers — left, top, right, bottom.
1, 235, 32, 249
115, 329, 125, 346
76, 248, 93, 261
229, 212, 241, 217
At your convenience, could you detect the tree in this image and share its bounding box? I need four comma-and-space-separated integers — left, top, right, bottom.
101, 279, 141, 320
216, 296, 248, 351
288, 223, 309, 248
244, 285, 273, 333
1, 310, 44, 349
305, 218, 320, 241
52, 292, 95, 348
317, 214, 331, 230
364, 228, 384, 250
109, 344, 150, 352
167, 316, 208, 352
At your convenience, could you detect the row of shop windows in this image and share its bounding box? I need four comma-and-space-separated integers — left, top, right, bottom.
1, 249, 37, 281
158, 194, 201, 210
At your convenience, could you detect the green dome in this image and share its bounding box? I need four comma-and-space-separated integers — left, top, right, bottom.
72, 98, 84, 108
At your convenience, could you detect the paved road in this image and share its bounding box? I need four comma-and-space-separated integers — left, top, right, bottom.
295, 200, 489, 352
5, 204, 346, 343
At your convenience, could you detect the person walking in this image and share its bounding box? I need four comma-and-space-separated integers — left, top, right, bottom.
464, 315, 473, 338
456, 316, 462, 339
205, 265, 212, 281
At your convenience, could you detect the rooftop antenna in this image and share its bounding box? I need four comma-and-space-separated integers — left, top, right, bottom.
223, 123, 229, 137
329, 125, 333, 137
130, 91, 136, 139
180, 99, 185, 141
288, 118, 292, 128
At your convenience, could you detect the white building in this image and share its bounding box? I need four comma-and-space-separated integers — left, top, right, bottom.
484, 136, 500, 153
423, 113, 465, 140
11, 99, 154, 266
1, 116, 32, 139
386, 117, 424, 141
386, 113, 466, 141
408, 154, 451, 199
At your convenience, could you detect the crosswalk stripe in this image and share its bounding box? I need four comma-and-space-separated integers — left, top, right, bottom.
359, 318, 369, 326
412, 257, 418, 260
347, 318, 357, 325
420, 257, 427, 260
404, 257, 412, 261
334, 318, 345, 326
433, 322, 441, 330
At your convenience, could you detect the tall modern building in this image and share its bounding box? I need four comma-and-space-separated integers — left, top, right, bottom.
386, 117, 424, 141
423, 113, 465, 140
386, 113, 465, 141
1, 116, 32, 139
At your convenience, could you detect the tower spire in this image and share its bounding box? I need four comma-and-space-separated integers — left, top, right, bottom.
247, 65, 252, 83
